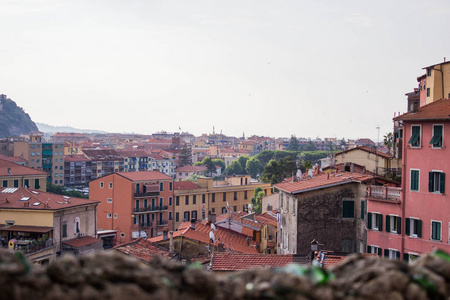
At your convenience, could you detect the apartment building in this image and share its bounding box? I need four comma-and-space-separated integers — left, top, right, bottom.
0, 158, 47, 192
64, 155, 92, 188
13, 131, 44, 170
423, 60, 450, 105
89, 171, 174, 244
42, 143, 65, 186
82, 149, 124, 180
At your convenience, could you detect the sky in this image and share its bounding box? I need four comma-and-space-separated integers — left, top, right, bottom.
1, 0, 450, 141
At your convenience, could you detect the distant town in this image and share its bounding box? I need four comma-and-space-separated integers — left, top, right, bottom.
0, 59, 449, 271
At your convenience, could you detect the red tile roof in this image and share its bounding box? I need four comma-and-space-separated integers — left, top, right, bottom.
113, 238, 171, 262
216, 211, 263, 231
174, 181, 202, 190
0, 159, 47, 176
63, 236, 102, 248
394, 98, 450, 121
210, 252, 295, 271
64, 155, 90, 162
334, 146, 392, 159
275, 172, 373, 194
0, 188, 99, 210
0, 154, 27, 163
116, 171, 173, 181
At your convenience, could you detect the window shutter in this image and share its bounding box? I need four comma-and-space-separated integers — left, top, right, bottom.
440, 173, 445, 193
384, 249, 389, 258
378, 214, 383, 231
429, 172, 434, 192
405, 218, 410, 236
367, 245, 372, 253
403, 253, 409, 262
397, 217, 401, 234
377, 248, 382, 256
417, 219, 422, 238
361, 200, 365, 220
368, 213, 372, 229
396, 251, 401, 260
386, 215, 390, 232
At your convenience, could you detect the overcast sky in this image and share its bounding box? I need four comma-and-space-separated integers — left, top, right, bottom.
1, 0, 449, 141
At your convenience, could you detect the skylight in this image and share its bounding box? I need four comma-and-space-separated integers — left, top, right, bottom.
20, 197, 31, 201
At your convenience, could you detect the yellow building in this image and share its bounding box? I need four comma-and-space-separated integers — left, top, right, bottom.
424, 60, 450, 105
64, 141, 83, 155
0, 158, 47, 192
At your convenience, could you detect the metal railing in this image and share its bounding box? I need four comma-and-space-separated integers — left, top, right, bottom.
134, 206, 168, 213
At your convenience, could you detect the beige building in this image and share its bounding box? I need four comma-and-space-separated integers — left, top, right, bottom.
14, 131, 44, 170
423, 60, 450, 105
0, 158, 47, 192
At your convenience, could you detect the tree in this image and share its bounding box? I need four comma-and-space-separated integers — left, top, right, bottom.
245, 157, 263, 179
238, 156, 249, 174
261, 159, 282, 184
46, 183, 88, 199
200, 157, 215, 177
250, 188, 265, 214
226, 160, 243, 176
383, 132, 394, 154
287, 135, 299, 151
179, 144, 192, 167
212, 159, 225, 174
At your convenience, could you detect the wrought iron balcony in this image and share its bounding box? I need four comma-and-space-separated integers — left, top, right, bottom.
133, 206, 168, 213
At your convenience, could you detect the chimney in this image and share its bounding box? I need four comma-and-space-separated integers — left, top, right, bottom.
190, 218, 197, 230
267, 203, 273, 212
162, 227, 169, 240
169, 231, 174, 253
208, 213, 216, 224
351, 163, 354, 174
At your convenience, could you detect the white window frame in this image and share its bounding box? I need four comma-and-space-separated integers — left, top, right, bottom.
410, 125, 422, 148
107, 198, 113, 203
100, 182, 104, 188
431, 170, 444, 193
431, 220, 442, 241
107, 213, 112, 218
114, 213, 118, 219
388, 248, 399, 260
431, 124, 444, 149
389, 215, 400, 234
407, 252, 419, 263
370, 245, 380, 254
372, 212, 381, 231
109, 182, 113, 189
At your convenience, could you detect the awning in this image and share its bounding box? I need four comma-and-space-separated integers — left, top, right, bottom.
0, 225, 53, 233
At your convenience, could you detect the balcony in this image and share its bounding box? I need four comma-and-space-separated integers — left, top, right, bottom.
366, 185, 401, 203
134, 184, 160, 197
133, 206, 168, 213
140, 222, 153, 228
157, 219, 168, 226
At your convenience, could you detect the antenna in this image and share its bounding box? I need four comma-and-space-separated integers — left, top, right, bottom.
248, 203, 253, 214
211, 223, 216, 231
209, 230, 215, 243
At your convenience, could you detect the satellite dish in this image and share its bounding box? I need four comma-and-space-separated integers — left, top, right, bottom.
296, 169, 302, 180
209, 231, 215, 243
248, 203, 253, 214
211, 223, 216, 231
226, 201, 230, 211
308, 169, 313, 178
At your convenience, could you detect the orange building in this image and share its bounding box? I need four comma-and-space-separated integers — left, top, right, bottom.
89, 171, 174, 244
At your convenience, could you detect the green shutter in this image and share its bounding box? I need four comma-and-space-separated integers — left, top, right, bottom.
429, 172, 434, 192
377, 248, 382, 256
361, 201, 365, 220
378, 214, 383, 231
396, 251, 400, 260
404, 253, 409, 262
397, 217, 401, 234
368, 213, 372, 229
405, 218, 410, 236
411, 170, 419, 191
367, 245, 372, 253
417, 219, 422, 238
384, 249, 389, 258
440, 173, 445, 193
386, 215, 390, 232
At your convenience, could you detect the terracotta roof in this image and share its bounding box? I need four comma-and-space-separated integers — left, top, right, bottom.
113, 238, 170, 262
0, 159, 47, 176
210, 252, 295, 271
116, 171, 173, 181
275, 172, 373, 194
175, 165, 206, 172
149, 221, 258, 254
334, 146, 393, 159
63, 236, 102, 248
322, 162, 376, 176
0, 154, 27, 163
0, 188, 99, 210
118, 150, 150, 158
82, 149, 123, 160
216, 211, 263, 231
394, 98, 450, 121
64, 155, 90, 162
174, 181, 202, 190
150, 154, 166, 160
52, 132, 86, 137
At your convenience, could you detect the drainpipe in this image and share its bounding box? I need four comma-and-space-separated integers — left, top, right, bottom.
400, 123, 408, 258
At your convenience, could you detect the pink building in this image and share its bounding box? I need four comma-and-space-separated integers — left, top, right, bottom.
367, 98, 450, 261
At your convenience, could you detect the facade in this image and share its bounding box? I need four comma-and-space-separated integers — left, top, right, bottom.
173, 181, 208, 230
368, 98, 450, 261
0, 187, 100, 264
64, 155, 92, 188
13, 131, 44, 170
42, 143, 65, 186
275, 172, 373, 255
90, 171, 174, 244
174, 165, 206, 180
0, 158, 47, 192
82, 149, 124, 180
423, 60, 450, 105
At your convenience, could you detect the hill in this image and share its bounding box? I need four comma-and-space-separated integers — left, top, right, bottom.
0, 94, 38, 138
36, 123, 106, 135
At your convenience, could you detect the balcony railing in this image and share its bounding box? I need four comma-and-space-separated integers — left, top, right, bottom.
367, 185, 401, 202
157, 220, 168, 226
140, 222, 153, 228
134, 206, 168, 213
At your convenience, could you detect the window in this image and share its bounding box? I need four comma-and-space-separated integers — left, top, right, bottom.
292, 198, 295, 215
176, 212, 179, 222
169, 182, 173, 191
342, 200, 354, 218
280, 193, 283, 208
107, 213, 112, 218
169, 212, 173, 220
169, 197, 172, 206
212, 193, 215, 202
185, 196, 189, 205
35, 179, 40, 189
193, 195, 196, 204
286, 195, 289, 212
406, 218, 422, 237
13, 180, 18, 188
160, 182, 164, 191
431, 221, 441, 241
367, 245, 381, 256
233, 206, 237, 212
429, 171, 445, 193
244, 191, 248, 199
211, 208, 215, 213
100, 182, 104, 188
223, 192, 226, 202
159, 197, 163, 207
176, 196, 179, 206
430, 125, 443, 148
202, 194, 205, 203
222, 207, 227, 214
2, 180, 7, 187
107, 198, 112, 203
367, 212, 383, 231
410, 170, 420, 191
121, 233, 125, 238
62, 223, 67, 238
184, 211, 190, 221
55, 166, 58, 170
386, 215, 401, 234
109, 182, 113, 189
384, 249, 400, 260
234, 192, 237, 200
398, 129, 403, 139
427, 68, 432, 76
361, 200, 365, 220
192, 210, 197, 220
114, 213, 118, 219
427, 88, 430, 97
408, 125, 421, 147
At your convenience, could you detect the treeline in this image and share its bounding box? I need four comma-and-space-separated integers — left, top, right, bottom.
46, 183, 89, 199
